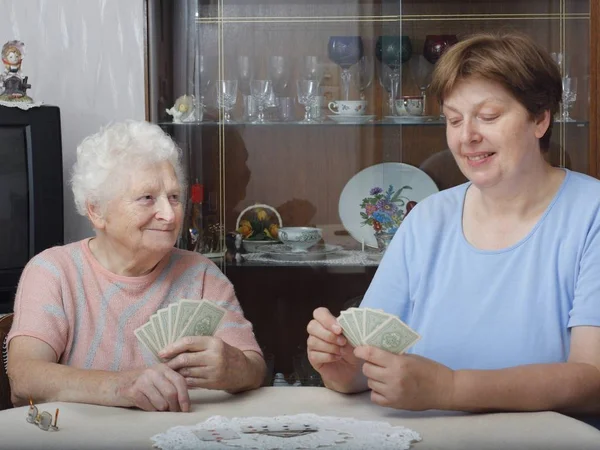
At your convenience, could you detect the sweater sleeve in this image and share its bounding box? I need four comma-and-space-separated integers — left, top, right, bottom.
200, 265, 262, 356
7, 252, 69, 360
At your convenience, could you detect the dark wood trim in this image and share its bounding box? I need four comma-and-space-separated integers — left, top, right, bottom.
590, 0, 599, 178
143, 0, 150, 122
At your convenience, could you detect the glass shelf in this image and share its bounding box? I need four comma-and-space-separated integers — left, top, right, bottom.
159, 120, 590, 128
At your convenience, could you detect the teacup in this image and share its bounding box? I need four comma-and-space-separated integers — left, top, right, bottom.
328, 100, 367, 116
395, 96, 424, 116
278, 227, 322, 252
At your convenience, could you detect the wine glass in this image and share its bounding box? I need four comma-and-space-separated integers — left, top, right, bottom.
195, 55, 216, 119
378, 63, 400, 115
301, 56, 325, 84
353, 56, 374, 100
561, 76, 577, 122
250, 80, 273, 124
423, 35, 458, 65
409, 55, 434, 115
297, 79, 319, 124
376, 36, 412, 114
328, 36, 364, 100
268, 56, 290, 96
237, 56, 254, 95
217, 80, 238, 123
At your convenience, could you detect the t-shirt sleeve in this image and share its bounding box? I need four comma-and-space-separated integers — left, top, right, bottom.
7, 253, 69, 360
201, 266, 263, 356
360, 211, 415, 323
568, 217, 600, 328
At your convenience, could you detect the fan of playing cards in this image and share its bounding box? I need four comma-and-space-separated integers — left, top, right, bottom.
135, 299, 226, 360
338, 307, 420, 354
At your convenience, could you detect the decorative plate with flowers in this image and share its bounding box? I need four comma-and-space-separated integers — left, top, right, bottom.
360, 185, 417, 234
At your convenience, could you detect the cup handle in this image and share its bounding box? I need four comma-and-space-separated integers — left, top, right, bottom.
328, 101, 339, 114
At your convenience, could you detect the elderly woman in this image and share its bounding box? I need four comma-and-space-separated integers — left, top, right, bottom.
307, 33, 600, 415
7, 121, 265, 412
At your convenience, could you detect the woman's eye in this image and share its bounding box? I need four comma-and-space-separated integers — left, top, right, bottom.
447, 119, 462, 127
480, 115, 499, 122
138, 195, 154, 203
169, 194, 180, 203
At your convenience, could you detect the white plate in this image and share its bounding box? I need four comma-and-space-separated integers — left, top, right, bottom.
328, 114, 376, 124
338, 163, 439, 248
384, 115, 440, 123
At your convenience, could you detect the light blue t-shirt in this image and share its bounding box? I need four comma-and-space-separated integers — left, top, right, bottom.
361, 169, 600, 370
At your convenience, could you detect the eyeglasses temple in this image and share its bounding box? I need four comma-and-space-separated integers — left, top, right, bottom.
53, 409, 59, 428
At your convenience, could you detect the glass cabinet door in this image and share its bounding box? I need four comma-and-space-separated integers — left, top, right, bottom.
146, 0, 598, 379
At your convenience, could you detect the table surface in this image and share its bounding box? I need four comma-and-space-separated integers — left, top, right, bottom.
1, 387, 599, 450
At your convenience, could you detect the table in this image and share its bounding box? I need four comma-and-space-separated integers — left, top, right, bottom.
1, 387, 599, 449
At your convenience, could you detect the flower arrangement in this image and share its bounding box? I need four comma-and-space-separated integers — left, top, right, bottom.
237, 206, 279, 241
360, 185, 417, 234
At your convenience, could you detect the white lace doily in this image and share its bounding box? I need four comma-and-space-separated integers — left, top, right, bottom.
151, 413, 421, 450
243, 250, 382, 266
0, 100, 44, 109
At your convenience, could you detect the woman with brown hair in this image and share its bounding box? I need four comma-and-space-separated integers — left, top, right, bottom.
306, 33, 600, 416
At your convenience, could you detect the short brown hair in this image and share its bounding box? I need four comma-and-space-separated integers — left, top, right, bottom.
430, 33, 562, 151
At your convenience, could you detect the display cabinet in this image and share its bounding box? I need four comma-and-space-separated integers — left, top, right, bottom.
145, 0, 599, 381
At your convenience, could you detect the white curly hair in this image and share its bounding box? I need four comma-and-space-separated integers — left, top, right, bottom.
70, 121, 187, 217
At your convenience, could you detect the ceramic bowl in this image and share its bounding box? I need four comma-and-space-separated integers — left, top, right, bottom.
277, 227, 322, 252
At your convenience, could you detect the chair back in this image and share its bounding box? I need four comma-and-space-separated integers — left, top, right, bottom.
0, 313, 14, 410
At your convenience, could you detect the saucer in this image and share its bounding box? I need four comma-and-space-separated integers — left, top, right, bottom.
328, 114, 376, 124
384, 115, 439, 123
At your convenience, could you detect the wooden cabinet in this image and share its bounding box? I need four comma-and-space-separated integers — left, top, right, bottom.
145, 0, 599, 377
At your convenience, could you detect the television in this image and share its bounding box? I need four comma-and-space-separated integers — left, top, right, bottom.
0, 105, 63, 313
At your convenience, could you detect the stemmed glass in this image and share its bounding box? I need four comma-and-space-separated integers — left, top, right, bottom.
250, 79, 273, 124
353, 56, 374, 100
423, 35, 458, 64
217, 80, 238, 123
297, 79, 319, 124
302, 56, 325, 83
268, 56, 290, 96
328, 36, 364, 100
195, 55, 216, 120
561, 76, 577, 122
237, 56, 255, 121
409, 55, 434, 115
376, 35, 412, 114
378, 63, 400, 115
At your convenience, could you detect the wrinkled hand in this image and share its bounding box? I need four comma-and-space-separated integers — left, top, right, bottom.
160, 336, 244, 391
120, 364, 190, 412
306, 307, 364, 392
354, 346, 455, 411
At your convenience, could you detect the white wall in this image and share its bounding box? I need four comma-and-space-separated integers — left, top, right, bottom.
0, 0, 146, 242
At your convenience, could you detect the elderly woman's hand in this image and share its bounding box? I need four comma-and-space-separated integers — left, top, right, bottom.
160, 336, 251, 391
119, 364, 190, 412
354, 346, 455, 411
306, 307, 365, 393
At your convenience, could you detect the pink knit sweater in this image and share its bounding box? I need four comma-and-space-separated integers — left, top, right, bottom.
8, 239, 261, 370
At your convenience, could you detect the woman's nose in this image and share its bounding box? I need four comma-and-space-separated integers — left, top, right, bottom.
459, 120, 482, 144
155, 196, 175, 222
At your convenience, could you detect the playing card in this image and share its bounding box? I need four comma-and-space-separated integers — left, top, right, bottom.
168, 302, 179, 343
178, 300, 226, 340
173, 299, 203, 342
192, 428, 240, 441
134, 325, 161, 360
351, 308, 365, 342
363, 308, 391, 337
363, 316, 421, 354
157, 308, 170, 346
337, 313, 361, 348
150, 314, 165, 350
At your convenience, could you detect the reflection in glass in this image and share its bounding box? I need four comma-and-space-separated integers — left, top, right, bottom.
561, 76, 577, 122
353, 56, 374, 100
